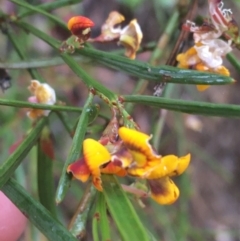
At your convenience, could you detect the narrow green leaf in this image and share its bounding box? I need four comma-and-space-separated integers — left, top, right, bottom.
92, 211, 100, 241
0, 98, 82, 112
227, 53, 240, 73
102, 175, 150, 241
55, 94, 93, 203
0, 117, 47, 189
37, 133, 57, 218
11, 0, 67, 29
77, 47, 235, 86
124, 95, 240, 118
94, 192, 111, 241
2, 178, 78, 241
18, 0, 81, 19
0, 56, 88, 69
68, 184, 96, 239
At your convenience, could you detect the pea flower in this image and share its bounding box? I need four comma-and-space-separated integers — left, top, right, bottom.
90, 11, 143, 59
177, 0, 236, 91
27, 80, 56, 119
67, 127, 191, 205
67, 16, 95, 44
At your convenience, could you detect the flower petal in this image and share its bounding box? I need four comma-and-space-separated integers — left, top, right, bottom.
168, 153, 191, 176
119, 19, 143, 59
101, 162, 127, 177
118, 127, 161, 167
92, 11, 124, 42
148, 177, 180, 205
111, 146, 133, 168
67, 158, 91, 182
83, 139, 111, 191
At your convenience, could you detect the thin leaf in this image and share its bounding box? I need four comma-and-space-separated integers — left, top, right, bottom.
0, 56, 88, 69
55, 94, 94, 203
102, 175, 150, 241
2, 178, 78, 241
123, 95, 240, 118
94, 192, 111, 241
11, 0, 67, 29
77, 47, 235, 86
68, 184, 96, 239
37, 133, 57, 218
0, 98, 109, 120
0, 117, 47, 189
18, 0, 81, 19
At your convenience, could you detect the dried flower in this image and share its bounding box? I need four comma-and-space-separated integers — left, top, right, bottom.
27, 80, 56, 119
91, 11, 143, 59
177, 0, 236, 91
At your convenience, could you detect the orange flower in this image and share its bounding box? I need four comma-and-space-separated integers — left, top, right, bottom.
67, 16, 94, 43
117, 127, 191, 205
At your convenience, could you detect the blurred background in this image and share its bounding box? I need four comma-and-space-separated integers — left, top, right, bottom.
1, 0, 240, 240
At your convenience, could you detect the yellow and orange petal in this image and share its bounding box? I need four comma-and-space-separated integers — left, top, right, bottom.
127, 153, 190, 183
27, 109, 46, 120
67, 16, 94, 37
101, 162, 127, 177
118, 127, 161, 167
110, 146, 133, 168
148, 177, 180, 205
83, 139, 111, 191
67, 158, 91, 183
119, 19, 143, 59
176, 46, 200, 68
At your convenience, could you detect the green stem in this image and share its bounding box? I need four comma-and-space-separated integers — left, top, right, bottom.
55, 93, 94, 203
123, 95, 240, 118
68, 184, 96, 239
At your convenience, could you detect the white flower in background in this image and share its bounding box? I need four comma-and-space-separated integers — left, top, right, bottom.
27, 80, 56, 119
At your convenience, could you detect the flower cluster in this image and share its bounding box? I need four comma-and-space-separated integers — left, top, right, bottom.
27, 80, 56, 119
67, 127, 190, 205
65, 12, 143, 59
177, 0, 236, 91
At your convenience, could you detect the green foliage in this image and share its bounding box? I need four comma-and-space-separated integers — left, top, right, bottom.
0, 0, 240, 241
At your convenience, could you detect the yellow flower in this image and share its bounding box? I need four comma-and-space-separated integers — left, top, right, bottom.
67, 126, 191, 205
68, 139, 111, 191
27, 80, 56, 119
117, 127, 191, 205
